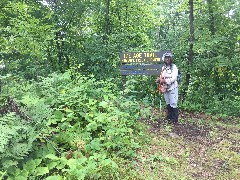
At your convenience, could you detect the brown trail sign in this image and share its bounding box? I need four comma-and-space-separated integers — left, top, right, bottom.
120, 51, 170, 75
119, 51, 171, 93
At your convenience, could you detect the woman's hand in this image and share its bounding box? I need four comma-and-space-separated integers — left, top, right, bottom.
160, 78, 166, 84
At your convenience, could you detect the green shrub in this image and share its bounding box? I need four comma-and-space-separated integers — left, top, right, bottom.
0, 71, 145, 179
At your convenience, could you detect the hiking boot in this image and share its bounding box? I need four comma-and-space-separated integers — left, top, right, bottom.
171, 108, 178, 123
166, 104, 172, 120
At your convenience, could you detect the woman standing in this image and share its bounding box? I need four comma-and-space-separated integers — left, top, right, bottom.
156, 52, 179, 124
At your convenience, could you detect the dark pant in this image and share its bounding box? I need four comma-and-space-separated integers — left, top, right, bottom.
166, 104, 178, 123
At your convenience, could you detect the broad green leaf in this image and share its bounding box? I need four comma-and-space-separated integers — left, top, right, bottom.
45, 154, 59, 160
23, 159, 42, 173
99, 101, 108, 108
15, 176, 27, 180
54, 110, 64, 119
66, 159, 77, 169
45, 176, 63, 180
47, 162, 58, 170
35, 167, 49, 176
86, 121, 98, 131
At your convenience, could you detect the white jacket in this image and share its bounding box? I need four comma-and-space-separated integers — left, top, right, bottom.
161, 64, 178, 91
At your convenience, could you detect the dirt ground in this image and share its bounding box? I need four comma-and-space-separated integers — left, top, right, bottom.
137, 110, 240, 180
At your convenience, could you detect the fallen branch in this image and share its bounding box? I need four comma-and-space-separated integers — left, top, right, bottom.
0, 96, 32, 122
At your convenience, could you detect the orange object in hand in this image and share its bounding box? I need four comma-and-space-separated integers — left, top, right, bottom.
158, 69, 167, 93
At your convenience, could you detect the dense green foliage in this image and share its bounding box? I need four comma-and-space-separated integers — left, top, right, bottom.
0, 0, 239, 179
0, 71, 148, 179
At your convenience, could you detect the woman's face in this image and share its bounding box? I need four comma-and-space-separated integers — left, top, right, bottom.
164, 56, 171, 66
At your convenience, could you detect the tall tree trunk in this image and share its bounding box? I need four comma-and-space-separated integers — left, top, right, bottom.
183, 0, 194, 100
207, 0, 215, 36
188, 0, 194, 66
55, 31, 62, 71
104, 0, 111, 41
